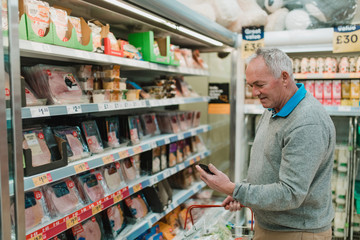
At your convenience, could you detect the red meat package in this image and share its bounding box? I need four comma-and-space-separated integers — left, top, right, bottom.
11, 189, 50, 232
104, 203, 127, 237
23, 128, 51, 167
124, 193, 149, 219
120, 158, 140, 183
156, 112, 180, 134
102, 162, 125, 192
71, 215, 105, 240
24, 0, 50, 37
75, 171, 109, 203
43, 178, 83, 217
22, 65, 87, 105
81, 120, 104, 154
139, 113, 159, 137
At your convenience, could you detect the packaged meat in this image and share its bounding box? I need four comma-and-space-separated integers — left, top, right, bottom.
120, 158, 139, 182
128, 116, 141, 145
102, 162, 125, 192
81, 120, 104, 154
169, 168, 194, 189
97, 117, 120, 148
42, 126, 62, 161
76, 65, 93, 91
160, 145, 167, 170
24, 81, 47, 106
139, 113, 159, 137
156, 113, 179, 134
177, 112, 188, 131
24, 0, 50, 37
75, 171, 108, 203
143, 181, 170, 213
49, 7, 68, 41
177, 140, 184, 164
124, 193, 149, 219
107, 32, 120, 51
104, 203, 126, 237
192, 111, 201, 128
71, 215, 105, 240
5, 71, 10, 101
53, 126, 90, 162
69, 16, 82, 43
152, 147, 161, 174
167, 143, 177, 168
43, 178, 83, 217
183, 138, 192, 158
194, 136, 206, 152
131, 154, 142, 176
23, 128, 51, 167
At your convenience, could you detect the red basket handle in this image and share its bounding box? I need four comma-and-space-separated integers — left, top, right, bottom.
184, 204, 254, 231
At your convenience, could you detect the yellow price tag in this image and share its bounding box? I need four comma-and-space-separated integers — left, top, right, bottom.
133, 183, 142, 193
333, 25, 360, 53
74, 163, 89, 174
32, 174, 50, 187
92, 204, 102, 215
113, 193, 122, 203
133, 146, 142, 154
196, 156, 201, 162
30, 234, 43, 240
102, 155, 114, 164
119, 150, 129, 159
189, 159, 195, 165
66, 216, 79, 229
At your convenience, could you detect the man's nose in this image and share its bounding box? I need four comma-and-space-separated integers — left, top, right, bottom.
252, 87, 260, 97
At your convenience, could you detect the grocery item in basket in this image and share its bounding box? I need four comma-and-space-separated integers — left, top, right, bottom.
120, 158, 139, 182
102, 163, 124, 191
81, 120, 104, 153
49, 7, 68, 41
53, 126, 90, 162
75, 171, 107, 203
43, 178, 82, 217
124, 193, 149, 219
72, 215, 104, 240
24, 0, 50, 37
23, 128, 51, 167
69, 16, 82, 43
105, 203, 126, 237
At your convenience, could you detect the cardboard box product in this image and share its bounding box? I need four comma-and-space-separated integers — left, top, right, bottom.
323, 80, 332, 100
332, 80, 342, 100
304, 81, 315, 97
350, 79, 360, 99
341, 80, 351, 99
314, 80, 324, 100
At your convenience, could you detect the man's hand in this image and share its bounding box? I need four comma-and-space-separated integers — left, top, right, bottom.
195, 164, 235, 196
222, 196, 242, 212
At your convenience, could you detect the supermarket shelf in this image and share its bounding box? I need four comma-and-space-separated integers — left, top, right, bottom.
21, 97, 210, 119
120, 181, 207, 240
294, 73, 360, 79
11, 124, 211, 195
25, 153, 209, 240
20, 40, 209, 76
244, 104, 360, 116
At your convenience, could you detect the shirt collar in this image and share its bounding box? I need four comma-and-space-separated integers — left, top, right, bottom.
268, 83, 306, 118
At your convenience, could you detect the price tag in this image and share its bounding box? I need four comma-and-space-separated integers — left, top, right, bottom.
30, 106, 50, 118
92, 204, 102, 215
179, 163, 185, 170
119, 150, 129, 159
32, 173, 52, 187
141, 101, 147, 107
191, 129, 197, 136
113, 102, 120, 110
241, 26, 264, 59
163, 171, 170, 178
333, 25, 360, 53
164, 138, 170, 144
178, 133, 184, 140
150, 100, 158, 107
74, 162, 89, 174
102, 155, 115, 164
113, 193, 122, 203
339, 106, 352, 112
170, 168, 177, 175
67, 105, 82, 114
133, 146, 142, 154
98, 103, 112, 111
196, 156, 201, 161
29, 234, 43, 240
66, 216, 79, 229
133, 183, 142, 193
190, 159, 195, 165
150, 142, 157, 148
133, 101, 140, 107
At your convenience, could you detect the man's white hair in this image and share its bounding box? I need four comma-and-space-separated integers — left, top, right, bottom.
247, 48, 294, 81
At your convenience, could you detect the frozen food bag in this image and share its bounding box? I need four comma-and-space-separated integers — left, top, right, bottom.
81, 120, 104, 154
124, 193, 149, 219
11, 189, 50, 231
105, 203, 126, 237
120, 158, 139, 182
71, 215, 105, 240
49, 7, 68, 41
23, 128, 51, 167
43, 178, 83, 217
24, 0, 50, 37
69, 16, 82, 43
53, 126, 90, 162
102, 162, 125, 192
75, 171, 108, 203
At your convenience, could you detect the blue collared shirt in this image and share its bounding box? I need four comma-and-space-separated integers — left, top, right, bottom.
268, 83, 307, 118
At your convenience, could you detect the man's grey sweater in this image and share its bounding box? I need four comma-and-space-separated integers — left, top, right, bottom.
233, 92, 335, 232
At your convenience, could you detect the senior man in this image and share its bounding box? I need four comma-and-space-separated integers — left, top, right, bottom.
196, 48, 335, 240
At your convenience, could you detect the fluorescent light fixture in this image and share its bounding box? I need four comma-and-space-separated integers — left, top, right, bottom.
103, 0, 224, 46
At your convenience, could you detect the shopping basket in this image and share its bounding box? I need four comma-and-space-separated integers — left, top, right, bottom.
183, 204, 254, 239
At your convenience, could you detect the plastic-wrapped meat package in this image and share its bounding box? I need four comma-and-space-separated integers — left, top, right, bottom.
124, 193, 149, 219
75, 171, 108, 203
192, 111, 201, 128
152, 147, 161, 174
42, 126, 62, 161
168, 143, 177, 168
23, 128, 51, 167
180, 49, 195, 68
140, 113, 158, 137
24, 0, 50, 37
195, 136, 206, 152
177, 112, 188, 131
88, 22, 103, 53
49, 7, 68, 41
184, 138, 192, 158
156, 113, 173, 134
120, 158, 139, 182
72, 216, 104, 240
24, 81, 45, 106
43, 178, 83, 217
170, 113, 180, 133
10, 189, 50, 232
131, 155, 142, 176
177, 140, 184, 164
105, 203, 126, 237
69, 16, 82, 43
53, 126, 90, 162
185, 111, 194, 129
160, 145, 167, 170
128, 116, 141, 145
108, 32, 120, 51
76, 65, 93, 91
102, 162, 124, 192
105, 117, 120, 148
81, 120, 104, 154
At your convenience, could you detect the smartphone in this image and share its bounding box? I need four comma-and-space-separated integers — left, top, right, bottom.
199, 164, 215, 175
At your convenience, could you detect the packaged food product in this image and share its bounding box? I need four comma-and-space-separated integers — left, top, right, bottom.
194, 136, 206, 152
350, 57, 356, 73
316, 57, 325, 73
71, 215, 105, 240
69, 16, 82, 43
176, 140, 184, 164
104, 203, 126, 237
351, 79, 360, 99
120, 158, 139, 182
23, 128, 51, 167
102, 162, 125, 192
124, 193, 149, 219
43, 126, 62, 161
126, 89, 141, 101
157, 222, 175, 240
168, 168, 193, 189
76, 65, 93, 91
183, 138, 192, 158
131, 154, 142, 176
314, 80, 324, 101
177, 112, 188, 131
300, 58, 309, 73
128, 116, 141, 145
156, 112, 180, 134
49, 7, 68, 41
332, 80, 342, 105
192, 111, 201, 128
140, 113, 159, 137
342, 80, 351, 99
107, 32, 120, 51
168, 143, 177, 168
339, 57, 350, 73
24, 81, 46, 106
304, 81, 315, 97
43, 178, 83, 217
53, 126, 90, 162
143, 181, 170, 213
160, 145, 167, 170
75, 171, 108, 203
357, 57, 360, 72
121, 40, 142, 60
81, 120, 104, 154
152, 147, 161, 174
24, 0, 50, 37
325, 57, 333, 73
88, 22, 103, 53
309, 57, 316, 73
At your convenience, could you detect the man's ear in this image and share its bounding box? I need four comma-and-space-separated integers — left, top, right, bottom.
281, 71, 290, 86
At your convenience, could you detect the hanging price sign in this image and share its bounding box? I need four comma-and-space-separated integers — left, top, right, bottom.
333, 25, 360, 53
241, 26, 264, 59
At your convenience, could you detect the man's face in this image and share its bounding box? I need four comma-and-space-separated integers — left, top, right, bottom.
245, 57, 285, 110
